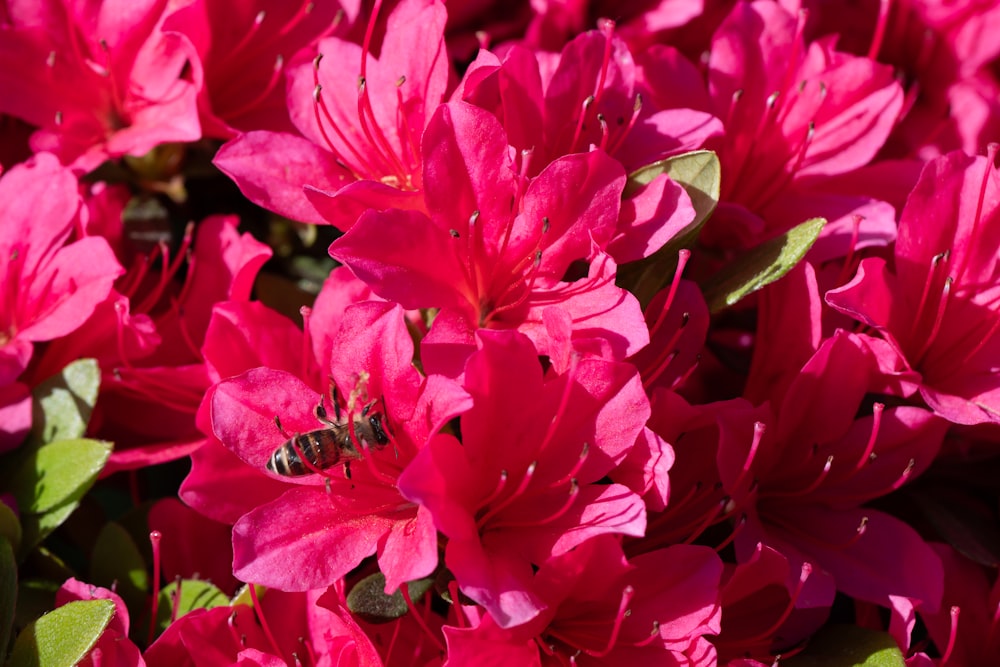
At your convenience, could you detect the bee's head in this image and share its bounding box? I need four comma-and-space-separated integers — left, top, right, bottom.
368, 414, 390, 445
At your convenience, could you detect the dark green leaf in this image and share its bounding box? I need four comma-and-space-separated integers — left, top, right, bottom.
5, 599, 115, 667
347, 573, 436, 624
29, 359, 101, 446
89, 523, 148, 615
0, 537, 15, 656
785, 625, 906, 667
0, 502, 20, 554
702, 217, 825, 313
617, 150, 721, 307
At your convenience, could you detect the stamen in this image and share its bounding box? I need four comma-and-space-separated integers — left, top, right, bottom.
170, 576, 183, 622
714, 513, 746, 552
476, 462, 536, 528
490, 480, 579, 529
939, 606, 960, 664
401, 585, 446, 652
147, 530, 163, 645
583, 585, 634, 657
913, 277, 952, 364
249, 585, 285, 659
953, 145, 998, 285
300, 306, 313, 380
765, 455, 834, 498
868, 0, 891, 60
728, 422, 766, 497
853, 403, 884, 473
648, 250, 691, 341
835, 214, 864, 287
448, 580, 468, 628
738, 562, 813, 644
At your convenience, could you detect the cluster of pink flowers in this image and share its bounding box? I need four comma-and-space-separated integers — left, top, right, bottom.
3, 0, 1000, 665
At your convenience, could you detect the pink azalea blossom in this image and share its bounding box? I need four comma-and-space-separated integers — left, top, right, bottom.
215, 0, 450, 227
828, 149, 1000, 425
332, 101, 648, 377
0, 0, 201, 172
0, 153, 122, 451
29, 214, 270, 470
398, 330, 651, 628
700, 0, 904, 258
717, 331, 947, 613
211, 301, 470, 594
444, 535, 722, 665
145, 588, 380, 667
163, 0, 360, 138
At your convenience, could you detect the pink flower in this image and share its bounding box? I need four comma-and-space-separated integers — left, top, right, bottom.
457, 24, 720, 175
331, 101, 647, 377
29, 214, 270, 471
0, 0, 201, 172
163, 0, 360, 138
398, 331, 651, 628
700, 0, 903, 258
444, 535, 722, 666
211, 301, 470, 594
215, 0, 450, 227
55, 579, 144, 667
828, 149, 1000, 425
0, 153, 122, 451
717, 331, 947, 613
145, 588, 380, 667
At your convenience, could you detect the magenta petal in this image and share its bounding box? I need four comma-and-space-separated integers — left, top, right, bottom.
211, 367, 322, 470
330, 208, 471, 312
181, 439, 287, 525
0, 381, 31, 454
232, 486, 387, 591
378, 504, 438, 594
610, 173, 695, 264
772, 504, 944, 612
214, 131, 352, 225
446, 537, 546, 629
329, 301, 422, 422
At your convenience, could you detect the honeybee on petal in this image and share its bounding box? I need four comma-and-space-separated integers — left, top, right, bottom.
267, 397, 390, 478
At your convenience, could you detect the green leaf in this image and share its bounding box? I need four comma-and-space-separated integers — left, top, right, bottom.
150, 579, 228, 638
0, 537, 15, 656
617, 150, 722, 308
0, 502, 21, 554
11, 439, 111, 515
5, 599, 115, 667
29, 359, 101, 446
785, 625, 906, 667
89, 522, 149, 615
702, 217, 826, 313
346, 573, 436, 624
10, 439, 112, 554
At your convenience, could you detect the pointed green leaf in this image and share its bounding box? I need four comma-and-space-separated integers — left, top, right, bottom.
11, 439, 112, 515
0, 537, 16, 656
11, 439, 112, 554
29, 359, 101, 446
785, 625, 905, 667
151, 579, 228, 637
0, 502, 21, 554
702, 217, 826, 313
346, 573, 436, 624
6, 599, 115, 667
90, 522, 149, 615
618, 150, 721, 307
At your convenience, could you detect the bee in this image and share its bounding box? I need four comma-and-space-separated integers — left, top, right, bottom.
267, 398, 390, 478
